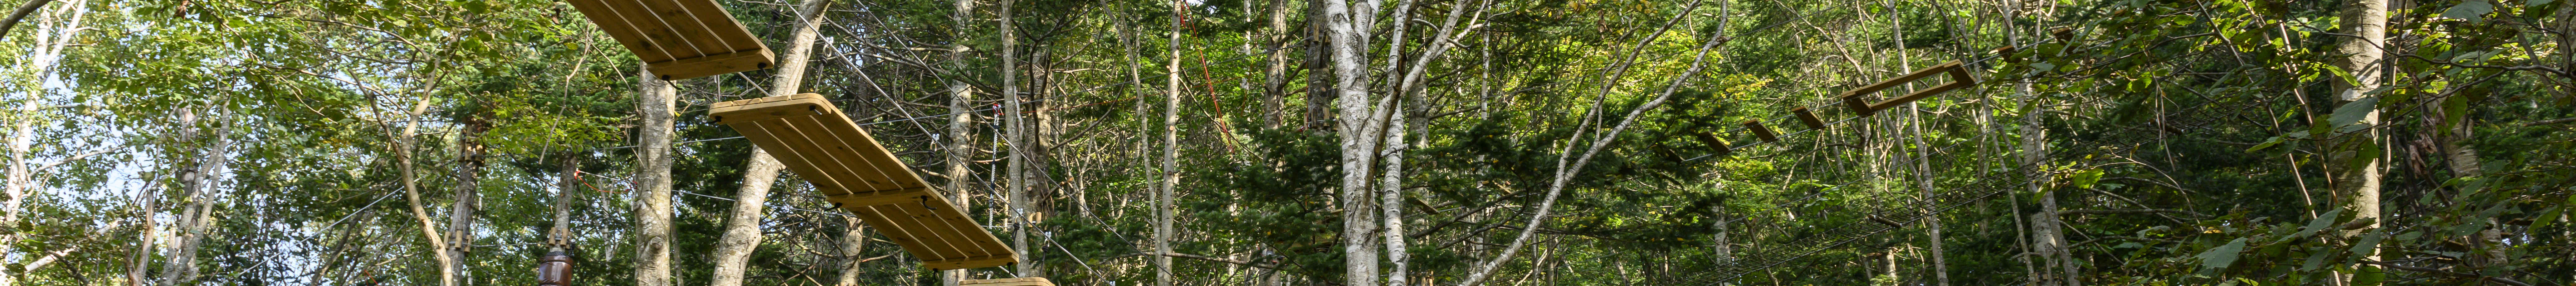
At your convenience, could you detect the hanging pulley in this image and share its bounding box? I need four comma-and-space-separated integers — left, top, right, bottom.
537, 250, 574, 286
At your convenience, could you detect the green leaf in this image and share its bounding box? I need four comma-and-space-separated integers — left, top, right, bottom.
2300, 246, 2336, 271
2538, 0, 2559, 7
2350, 232, 2384, 257
2535, 207, 2562, 230
2198, 237, 2249, 272
2326, 97, 2378, 131
2069, 169, 2105, 189
2283, 209, 2344, 243
2353, 264, 2388, 286
2444, 1, 2495, 23
2246, 136, 2284, 153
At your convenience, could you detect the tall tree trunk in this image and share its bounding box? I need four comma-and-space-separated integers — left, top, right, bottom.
442, 106, 488, 284
2025, 104, 2074, 286
378, 92, 456, 286
156, 107, 229, 286
1379, 97, 1407, 286
1317, 0, 1384, 284
940, 0, 978, 284
2331, 0, 2386, 283
548, 154, 580, 254
1300, 0, 1333, 132
1155, 1, 1184, 284
1261, 0, 1292, 129
1881, 1, 1949, 284
999, 0, 1032, 278
708, 0, 833, 284
835, 217, 869, 286
632, 63, 680, 286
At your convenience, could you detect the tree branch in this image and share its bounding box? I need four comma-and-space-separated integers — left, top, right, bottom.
2057, 209, 2205, 217
0, 0, 57, 41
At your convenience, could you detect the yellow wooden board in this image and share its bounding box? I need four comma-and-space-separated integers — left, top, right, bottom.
711, 93, 1018, 270
1836, 61, 1976, 116
564, 0, 774, 80
962, 277, 1055, 286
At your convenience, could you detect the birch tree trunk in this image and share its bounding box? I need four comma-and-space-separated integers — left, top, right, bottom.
441, 107, 487, 284
1000, 0, 1032, 277
2023, 97, 2073, 286
0, 2, 83, 282
1155, 1, 1184, 284
548, 154, 580, 253
632, 63, 680, 286
156, 107, 229, 286
2331, 1, 2386, 284
835, 217, 869, 286
941, 1, 978, 285
1316, 0, 1384, 284
707, 0, 833, 284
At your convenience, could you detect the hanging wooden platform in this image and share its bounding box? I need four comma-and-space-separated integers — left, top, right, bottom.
961, 277, 1055, 286
710, 93, 1017, 270
564, 0, 775, 80
1837, 61, 1978, 117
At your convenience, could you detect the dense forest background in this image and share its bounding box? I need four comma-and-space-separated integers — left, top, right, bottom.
3, 0, 2573, 285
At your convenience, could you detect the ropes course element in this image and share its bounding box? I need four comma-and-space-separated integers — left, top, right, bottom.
564, 0, 775, 80
710, 93, 1019, 270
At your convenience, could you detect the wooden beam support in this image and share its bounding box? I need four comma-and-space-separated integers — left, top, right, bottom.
1792, 107, 1826, 130
1692, 132, 1731, 156
1744, 121, 1779, 142
1835, 61, 1978, 116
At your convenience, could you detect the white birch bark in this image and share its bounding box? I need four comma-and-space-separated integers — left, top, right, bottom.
632, 63, 680, 286
708, 0, 833, 284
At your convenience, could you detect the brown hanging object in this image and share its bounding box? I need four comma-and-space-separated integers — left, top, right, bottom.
1743, 121, 1780, 142
1692, 132, 1731, 156
1792, 107, 1827, 130
1837, 61, 1979, 117
537, 251, 574, 286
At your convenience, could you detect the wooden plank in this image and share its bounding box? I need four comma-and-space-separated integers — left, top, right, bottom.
1744, 121, 1779, 142
628, 0, 734, 59
1838, 61, 1962, 99
1837, 61, 1967, 116
730, 120, 856, 196
1692, 132, 1730, 156
811, 107, 931, 190
856, 201, 975, 265
1791, 107, 1826, 130
838, 204, 949, 265
758, 120, 874, 194
783, 113, 907, 192
564, 0, 773, 80
560, 0, 675, 64
824, 187, 931, 207
915, 191, 1014, 263
1840, 93, 1875, 117
962, 277, 1054, 286
710, 93, 1021, 270
667, 0, 771, 55
649, 49, 774, 81
1862, 63, 1978, 111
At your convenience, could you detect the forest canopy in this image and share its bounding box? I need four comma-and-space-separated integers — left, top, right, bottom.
2, 0, 2573, 285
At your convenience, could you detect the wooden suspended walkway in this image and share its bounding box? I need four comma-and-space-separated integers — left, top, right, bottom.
711, 93, 1017, 270
964, 277, 1057, 286
565, 0, 775, 80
